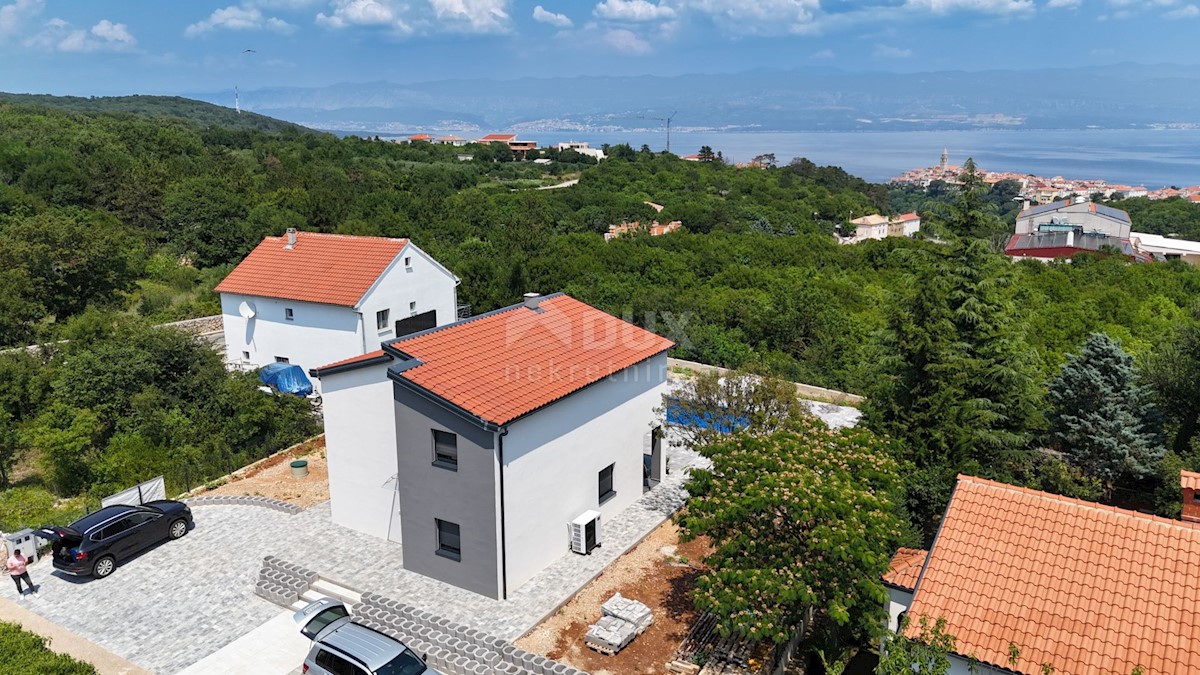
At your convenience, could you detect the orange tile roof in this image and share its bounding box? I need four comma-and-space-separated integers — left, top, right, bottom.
388, 294, 674, 426
480, 133, 517, 142
1182, 470, 1200, 491
215, 232, 408, 307
907, 475, 1200, 675
313, 349, 390, 373
882, 548, 926, 591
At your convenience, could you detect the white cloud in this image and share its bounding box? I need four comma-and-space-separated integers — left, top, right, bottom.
603, 26, 652, 52
428, 0, 511, 33
1166, 3, 1199, 15
186, 5, 296, 36
874, 43, 912, 57
810, 48, 835, 59
316, 0, 407, 30
0, 0, 42, 37
533, 4, 573, 27
903, 0, 1035, 14
594, 0, 676, 22
1046, 0, 1081, 8
35, 18, 137, 52
679, 0, 819, 34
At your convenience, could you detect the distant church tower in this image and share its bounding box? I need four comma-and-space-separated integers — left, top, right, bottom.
939, 147, 949, 172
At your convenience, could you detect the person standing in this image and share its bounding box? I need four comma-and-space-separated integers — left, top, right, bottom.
7, 548, 34, 595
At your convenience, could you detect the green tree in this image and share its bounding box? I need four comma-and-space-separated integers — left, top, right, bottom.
697, 146, 716, 162
26, 405, 102, 496
679, 419, 907, 646
866, 241, 1041, 533
931, 158, 1006, 239
660, 369, 806, 451
1047, 332, 1164, 498
876, 615, 956, 675
1142, 320, 1200, 454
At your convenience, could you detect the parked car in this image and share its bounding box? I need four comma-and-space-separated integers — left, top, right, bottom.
294, 598, 440, 675
35, 500, 193, 579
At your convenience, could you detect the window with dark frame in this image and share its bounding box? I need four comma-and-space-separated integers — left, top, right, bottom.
436, 519, 461, 561
376, 309, 390, 330
432, 429, 458, 470
275, 356, 289, 363
285, 307, 294, 321
598, 463, 615, 503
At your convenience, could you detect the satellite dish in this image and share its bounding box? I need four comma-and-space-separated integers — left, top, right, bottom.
238, 301, 257, 319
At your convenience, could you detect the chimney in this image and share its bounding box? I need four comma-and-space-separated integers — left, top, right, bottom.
285, 228, 298, 249
1182, 470, 1200, 523
523, 292, 542, 310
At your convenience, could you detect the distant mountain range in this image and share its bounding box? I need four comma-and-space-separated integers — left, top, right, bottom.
189, 64, 1200, 135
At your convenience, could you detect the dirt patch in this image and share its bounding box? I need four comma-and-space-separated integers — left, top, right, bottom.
196, 436, 329, 508
516, 519, 713, 675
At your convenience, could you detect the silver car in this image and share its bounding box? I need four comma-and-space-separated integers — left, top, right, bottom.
295, 598, 440, 675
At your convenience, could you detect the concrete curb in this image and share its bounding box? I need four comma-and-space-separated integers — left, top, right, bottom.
183, 495, 303, 514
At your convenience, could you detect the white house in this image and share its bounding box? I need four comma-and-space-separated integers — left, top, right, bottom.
1015, 198, 1131, 238
885, 474, 1200, 675
215, 229, 459, 385
1131, 231, 1200, 265
843, 213, 920, 244
311, 293, 674, 599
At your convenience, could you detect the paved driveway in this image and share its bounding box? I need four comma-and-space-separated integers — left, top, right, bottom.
17, 445, 700, 674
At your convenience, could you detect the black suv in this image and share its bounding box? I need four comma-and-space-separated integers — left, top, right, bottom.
36, 500, 193, 578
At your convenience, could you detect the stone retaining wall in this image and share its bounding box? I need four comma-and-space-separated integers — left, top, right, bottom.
667, 357, 864, 406
157, 315, 224, 335
254, 555, 318, 607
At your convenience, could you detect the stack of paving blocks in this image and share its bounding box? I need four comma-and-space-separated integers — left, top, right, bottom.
353, 591, 590, 675
254, 555, 318, 607
585, 593, 653, 655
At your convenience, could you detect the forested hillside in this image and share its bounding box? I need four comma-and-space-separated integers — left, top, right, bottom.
0, 93, 302, 133
3, 98, 1200, 542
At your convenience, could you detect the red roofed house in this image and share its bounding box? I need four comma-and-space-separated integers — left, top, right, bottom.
310, 293, 674, 599
881, 547, 926, 633
887, 474, 1200, 674
215, 229, 459, 385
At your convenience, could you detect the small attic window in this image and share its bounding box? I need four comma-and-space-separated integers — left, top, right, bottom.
404, 256, 412, 269
285, 308, 294, 321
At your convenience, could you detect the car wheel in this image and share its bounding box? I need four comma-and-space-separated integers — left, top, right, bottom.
169, 518, 188, 540
93, 555, 116, 579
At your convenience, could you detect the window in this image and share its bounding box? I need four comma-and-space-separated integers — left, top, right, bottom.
409, 301, 417, 313
241, 351, 250, 361
94, 516, 134, 541
376, 309, 390, 331
275, 356, 290, 364
598, 463, 616, 503
432, 430, 458, 470
285, 308, 294, 321
126, 512, 158, 528
436, 519, 461, 561
315, 648, 367, 675
404, 256, 412, 268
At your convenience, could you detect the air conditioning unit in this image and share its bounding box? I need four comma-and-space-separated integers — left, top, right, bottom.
570, 510, 602, 555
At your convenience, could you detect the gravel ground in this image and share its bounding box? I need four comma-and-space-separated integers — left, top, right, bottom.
193, 437, 329, 508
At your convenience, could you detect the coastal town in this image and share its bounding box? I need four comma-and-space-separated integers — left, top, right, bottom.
892, 148, 1200, 203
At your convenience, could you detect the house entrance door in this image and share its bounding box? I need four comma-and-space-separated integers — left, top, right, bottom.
644, 425, 664, 490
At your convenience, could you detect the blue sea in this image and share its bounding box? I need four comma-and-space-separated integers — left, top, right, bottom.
567, 129, 1200, 188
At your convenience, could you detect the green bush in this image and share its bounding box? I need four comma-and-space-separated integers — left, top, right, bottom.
0, 621, 98, 673
0, 487, 87, 532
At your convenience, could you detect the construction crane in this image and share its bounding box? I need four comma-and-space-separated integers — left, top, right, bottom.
640, 111, 678, 154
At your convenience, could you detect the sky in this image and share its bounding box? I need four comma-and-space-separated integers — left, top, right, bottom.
0, 0, 1197, 95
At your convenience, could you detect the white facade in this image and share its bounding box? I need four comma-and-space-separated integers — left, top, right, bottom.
315, 348, 669, 598
1132, 231, 1200, 265
220, 242, 458, 386
502, 354, 668, 591
319, 362, 402, 542
1015, 201, 1131, 238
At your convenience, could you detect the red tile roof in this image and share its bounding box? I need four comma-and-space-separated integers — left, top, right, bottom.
1182, 470, 1200, 491
389, 294, 674, 426
479, 133, 517, 142
313, 349, 390, 373
882, 548, 926, 591
215, 232, 408, 307
895, 212, 920, 221
906, 475, 1200, 675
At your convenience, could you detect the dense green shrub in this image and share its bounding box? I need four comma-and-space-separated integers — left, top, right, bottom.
0, 621, 98, 674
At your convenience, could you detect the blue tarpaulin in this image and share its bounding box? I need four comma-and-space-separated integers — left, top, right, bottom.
664, 400, 749, 433
258, 362, 314, 397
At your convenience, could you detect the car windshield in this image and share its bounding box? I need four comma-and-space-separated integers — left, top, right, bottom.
376, 649, 427, 675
